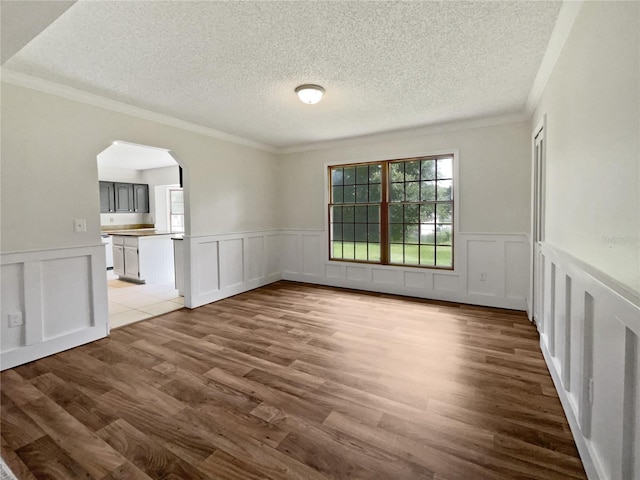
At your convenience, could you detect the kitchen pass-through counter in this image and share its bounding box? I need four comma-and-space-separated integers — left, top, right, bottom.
105, 229, 174, 237
108, 230, 175, 283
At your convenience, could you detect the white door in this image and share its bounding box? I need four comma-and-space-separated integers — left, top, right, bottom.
113, 245, 125, 276
124, 246, 139, 278
532, 127, 545, 329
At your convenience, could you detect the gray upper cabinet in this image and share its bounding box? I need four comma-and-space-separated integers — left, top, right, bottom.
101, 181, 149, 214
115, 183, 134, 212
99, 181, 115, 213
133, 184, 149, 213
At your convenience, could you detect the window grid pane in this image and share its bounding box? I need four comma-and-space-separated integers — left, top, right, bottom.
330, 201, 381, 263
329, 157, 453, 268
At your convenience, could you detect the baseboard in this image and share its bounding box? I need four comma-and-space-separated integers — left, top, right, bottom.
188, 273, 281, 308
1, 326, 107, 370
282, 272, 527, 311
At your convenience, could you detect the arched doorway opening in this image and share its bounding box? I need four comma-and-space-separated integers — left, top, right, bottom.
96, 140, 188, 329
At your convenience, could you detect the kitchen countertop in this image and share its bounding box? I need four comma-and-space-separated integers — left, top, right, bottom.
105, 229, 174, 237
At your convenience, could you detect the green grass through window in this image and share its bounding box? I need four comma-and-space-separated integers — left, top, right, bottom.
332, 242, 452, 267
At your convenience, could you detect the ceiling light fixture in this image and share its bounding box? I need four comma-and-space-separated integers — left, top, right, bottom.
295, 84, 325, 104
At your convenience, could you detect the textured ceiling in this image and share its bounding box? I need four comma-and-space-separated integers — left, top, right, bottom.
4, 1, 562, 149
0, 0, 76, 64
98, 142, 177, 171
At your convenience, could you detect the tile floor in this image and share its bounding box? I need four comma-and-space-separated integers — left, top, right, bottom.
107, 270, 183, 329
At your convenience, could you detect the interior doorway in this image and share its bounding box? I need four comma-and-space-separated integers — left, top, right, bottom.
532, 124, 546, 329
96, 141, 186, 329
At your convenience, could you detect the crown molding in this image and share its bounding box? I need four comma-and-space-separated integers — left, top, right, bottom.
0, 69, 278, 153
2, 68, 540, 157
525, 0, 584, 115
278, 112, 529, 155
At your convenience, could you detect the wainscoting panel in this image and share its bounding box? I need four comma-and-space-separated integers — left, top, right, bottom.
185, 231, 282, 309
1, 263, 24, 352
325, 264, 344, 279
302, 234, 322, 277
195, 240, 220, 296
467, 239, 500, 296
404, 270, 427, 289
280, 230, 529, 310
506, 240, 529, 300
281, 234, 299, 275
433, 273, 459, 293
537, 242, 640, 480
42, 255, 93, 340
0, 245, 109, 370
265, 234, 281, 277
372, 268, 399, 286
219, 238, 244, 289
246, 236, 264, 282
346, 265, 368, 282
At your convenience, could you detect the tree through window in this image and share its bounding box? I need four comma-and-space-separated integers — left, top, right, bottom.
329, 155, 453, 268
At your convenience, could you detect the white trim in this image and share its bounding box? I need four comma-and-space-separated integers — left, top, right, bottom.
537, 241, 640, 480
185, 228, 281, 240
1, 0, 579, 157
323, 149, 460, 272
280, 229, 529, 311
323, 148, 460, 167
0, 68, 530, 155
113, 140, 170, 152
0, 244, 109, 370
184, 230, 282, 308
284, 270, 527, 311
1, 457, 19, 480
529, 114, 547, 321
541, 242, 640, 314
541, 340, 602, 480
1, 327, 107, 371
525, 1, 584, 114
281, 113, 528, 154
0, 243, 104, 258
0, 69, 277, 153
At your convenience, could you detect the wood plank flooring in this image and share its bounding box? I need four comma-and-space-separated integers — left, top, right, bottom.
1, 281, 586, 479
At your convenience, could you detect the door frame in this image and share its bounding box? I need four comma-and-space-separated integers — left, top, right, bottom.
530, 115, 547, 325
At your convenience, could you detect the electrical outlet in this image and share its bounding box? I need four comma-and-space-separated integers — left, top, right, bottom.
480, 272, 487, 281
74, 218, 87, 232
8, 311, 23, 328
110, 217, 114, 223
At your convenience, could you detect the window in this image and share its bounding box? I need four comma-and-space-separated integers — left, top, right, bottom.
329, 155, 454, 268
169, 189, 184, 233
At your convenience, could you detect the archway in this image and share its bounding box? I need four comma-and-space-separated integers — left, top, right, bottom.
96, 140, 189, 329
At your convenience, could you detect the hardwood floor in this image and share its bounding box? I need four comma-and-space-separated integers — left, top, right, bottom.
1, 281, 586, 480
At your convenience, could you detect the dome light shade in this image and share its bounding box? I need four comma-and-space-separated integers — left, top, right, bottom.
295, 84, 325, 104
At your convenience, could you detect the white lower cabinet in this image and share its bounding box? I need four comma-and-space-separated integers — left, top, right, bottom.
124, 246, 139, 278
113, 245, 125, 276
111, 235, 174, 284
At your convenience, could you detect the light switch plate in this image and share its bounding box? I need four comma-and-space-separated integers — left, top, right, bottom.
74, 218, 87, 232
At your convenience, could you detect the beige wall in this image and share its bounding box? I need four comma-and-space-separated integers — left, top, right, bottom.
278, 120, 531, 234
1, 82, 279, 252
532, 1, 640, 294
